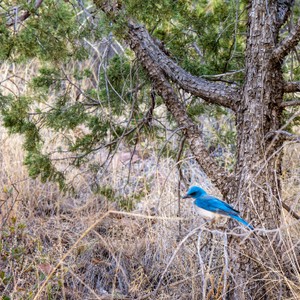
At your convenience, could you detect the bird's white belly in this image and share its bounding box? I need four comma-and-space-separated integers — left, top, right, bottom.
194, 206, 217, 220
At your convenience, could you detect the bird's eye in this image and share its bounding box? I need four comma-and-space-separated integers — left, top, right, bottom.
190, 192, 196, 196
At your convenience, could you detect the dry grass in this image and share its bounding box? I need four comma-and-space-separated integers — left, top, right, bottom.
0, 126, 210, 299
1, 124, 300, 299
0, 59, 300, 299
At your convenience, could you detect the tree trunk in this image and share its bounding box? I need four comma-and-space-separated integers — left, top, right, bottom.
228, 1, 286, 298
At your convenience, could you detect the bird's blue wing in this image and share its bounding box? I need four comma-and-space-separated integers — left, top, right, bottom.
193, 195, 254, 230
195, 195, 239, 216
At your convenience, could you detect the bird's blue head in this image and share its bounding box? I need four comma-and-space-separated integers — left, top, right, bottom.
182, 186, 207, 199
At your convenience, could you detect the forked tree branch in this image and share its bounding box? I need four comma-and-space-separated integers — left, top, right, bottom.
126, 22, 240, 111
283, 81, 300, 93
272, 18, 300, 62
126, 26, 231, 195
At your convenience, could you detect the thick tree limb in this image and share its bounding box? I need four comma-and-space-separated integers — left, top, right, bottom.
127, 22, 240, 111
284, 81, 300, 93
93, 1, 234, 193
280, 99, 300, 107
272, 18, 300, 62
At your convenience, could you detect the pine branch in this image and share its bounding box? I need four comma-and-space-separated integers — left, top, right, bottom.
272, 18, 300, 62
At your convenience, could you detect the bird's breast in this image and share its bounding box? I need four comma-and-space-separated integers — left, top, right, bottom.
193, 206, 217, 220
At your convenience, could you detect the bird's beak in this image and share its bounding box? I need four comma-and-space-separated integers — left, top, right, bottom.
182, 194, 190, 199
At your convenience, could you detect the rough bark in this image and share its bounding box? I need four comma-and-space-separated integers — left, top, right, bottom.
234, 0, 283, 227
228, 1, 288, 298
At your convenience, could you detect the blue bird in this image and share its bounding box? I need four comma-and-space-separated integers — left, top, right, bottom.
183, 186, 254, 230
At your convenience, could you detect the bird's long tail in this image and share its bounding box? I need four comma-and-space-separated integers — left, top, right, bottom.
230, 215, 254, 230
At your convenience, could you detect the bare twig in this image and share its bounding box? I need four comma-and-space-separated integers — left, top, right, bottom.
201, 70, 245, 78
1, 181, 20, 227
176, 135, 187, 238
280, 99, 300, 107
223, 232, 229, 300
157, 126, 186, 164
282, 202, 300, 220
